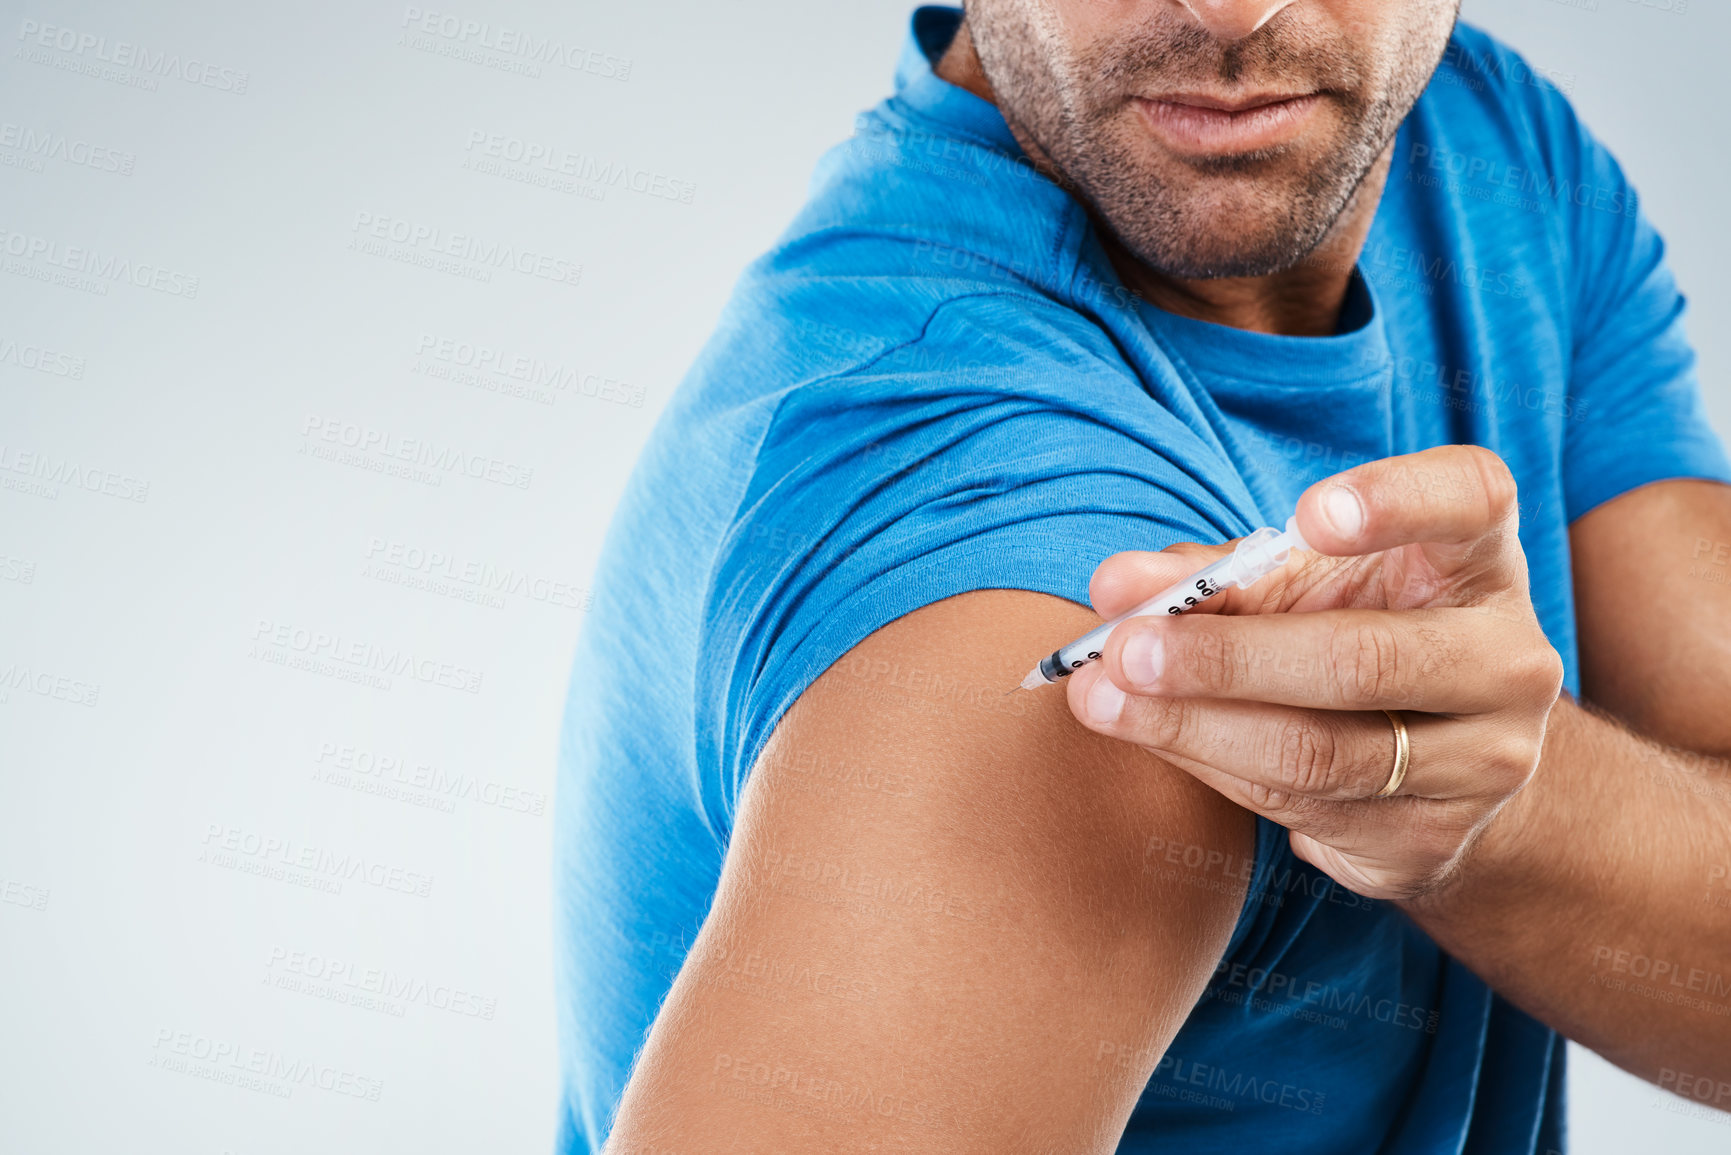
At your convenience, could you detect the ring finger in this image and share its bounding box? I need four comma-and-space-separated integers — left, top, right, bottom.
1070, 666, 1473, 801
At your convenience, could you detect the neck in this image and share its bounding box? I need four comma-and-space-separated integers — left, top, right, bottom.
935, 19, 1390, 337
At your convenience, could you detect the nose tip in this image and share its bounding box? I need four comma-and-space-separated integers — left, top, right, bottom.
1172, 0, 1299, 42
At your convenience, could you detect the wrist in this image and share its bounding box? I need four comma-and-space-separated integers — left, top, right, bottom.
1396, 699, 1575, 931
1397, 794, 1525, 929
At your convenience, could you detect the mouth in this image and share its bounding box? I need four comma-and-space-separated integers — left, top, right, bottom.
1131, 90, 1323, 156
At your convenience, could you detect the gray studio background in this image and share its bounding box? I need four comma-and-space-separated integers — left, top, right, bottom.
1, 0, 1725, 1151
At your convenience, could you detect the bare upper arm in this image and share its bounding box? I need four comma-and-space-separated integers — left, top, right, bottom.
605, 589, 1255, 1154
1571, 478, 1731, 753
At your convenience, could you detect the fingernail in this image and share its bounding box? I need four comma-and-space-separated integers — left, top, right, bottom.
1120, 629, 1163, 691
1085, 676, 1126, 726
1322, 485, 1364, 541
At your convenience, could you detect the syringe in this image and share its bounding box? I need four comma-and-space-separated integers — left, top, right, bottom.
1019, 517, 1311, 690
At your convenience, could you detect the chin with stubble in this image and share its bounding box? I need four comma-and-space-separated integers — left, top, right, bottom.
963, 0, 1460, 278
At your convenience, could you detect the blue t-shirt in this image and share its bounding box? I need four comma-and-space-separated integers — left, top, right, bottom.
553, 9, 1731, 1152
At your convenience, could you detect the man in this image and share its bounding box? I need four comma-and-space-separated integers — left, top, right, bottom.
556, 2, 1731, 1151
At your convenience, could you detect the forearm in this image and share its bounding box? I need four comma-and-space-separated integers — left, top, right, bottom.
1401, 695, 1731, 1085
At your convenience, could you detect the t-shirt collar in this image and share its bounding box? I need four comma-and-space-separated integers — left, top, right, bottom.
1138, 272, 1394, 389
894, 4, 1393, 387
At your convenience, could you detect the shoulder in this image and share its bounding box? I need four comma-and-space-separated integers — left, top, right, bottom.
1432, 23, 1576, 105
1390, 23, 1647, 331
680, 80, 1118, 406
681, 251, 1149, 511
1412, 22, 1623, 208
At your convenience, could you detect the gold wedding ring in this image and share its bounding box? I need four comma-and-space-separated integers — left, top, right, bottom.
1375, 710, 1410, 798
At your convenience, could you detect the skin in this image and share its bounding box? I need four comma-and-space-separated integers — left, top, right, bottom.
605, 1, 1731, 1149
1069, 467, 1731, 1087
940, 0, 1458, 333
607, 593, 1256, 1152
1072, 446, 1565, 900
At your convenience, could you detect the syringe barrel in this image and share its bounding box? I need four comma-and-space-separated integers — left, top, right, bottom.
1033, 555, 1236, 680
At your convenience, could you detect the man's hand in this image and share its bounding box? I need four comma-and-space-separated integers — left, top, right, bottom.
1063, 445, 1566, 901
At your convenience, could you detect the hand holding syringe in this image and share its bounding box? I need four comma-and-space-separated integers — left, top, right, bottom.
1046, 446, 1570, 905
1019, 517, 1311, 689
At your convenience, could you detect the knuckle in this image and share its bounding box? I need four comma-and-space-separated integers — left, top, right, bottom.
1274, 717, 1342, 796
1528, 645, 1566, 705
1329, 619, 1403, 706
1488, 730, 1542, 791
1178, 627, 1249, 697
1134, 695, 1189, 752
1241, 776, 1298, 816
1462, 444, 1518, 525
1495, 631, 1564, 711
1485, 729, 1526, 771
1404, 623, 1456, 709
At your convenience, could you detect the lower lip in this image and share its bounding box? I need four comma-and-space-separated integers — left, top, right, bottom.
1133, 94, 1322, 155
